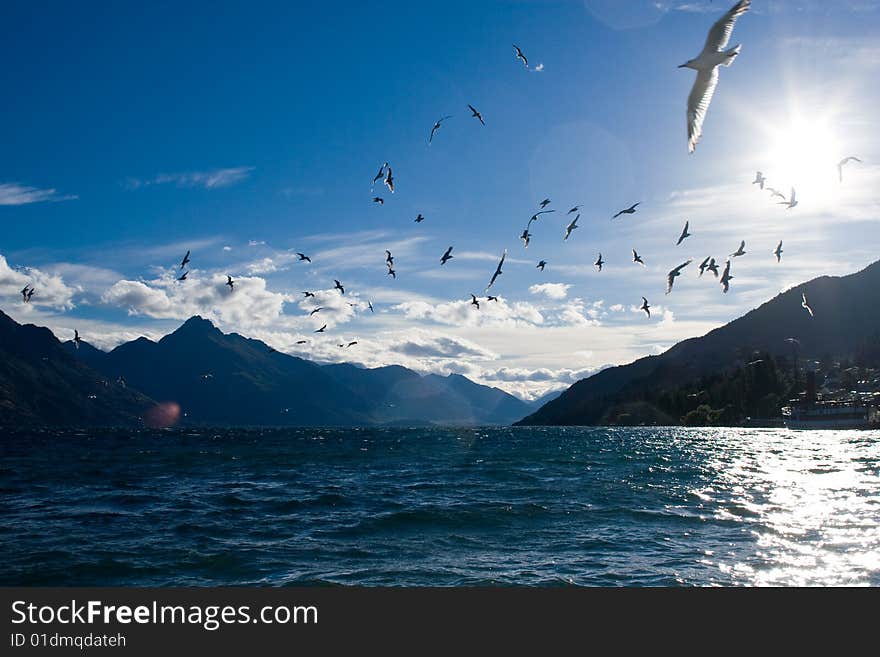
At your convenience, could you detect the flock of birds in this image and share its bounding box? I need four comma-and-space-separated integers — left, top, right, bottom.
34, 0, 866, 353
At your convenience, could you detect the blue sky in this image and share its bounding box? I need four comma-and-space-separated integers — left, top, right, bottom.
2, 0, 879, 399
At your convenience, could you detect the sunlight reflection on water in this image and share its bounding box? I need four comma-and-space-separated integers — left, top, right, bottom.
696, 429, 880, 586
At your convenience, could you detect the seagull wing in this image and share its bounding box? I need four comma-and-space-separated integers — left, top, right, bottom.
676, 259, 693, 274
702, 0, 750, 54
687, 68, 719, 154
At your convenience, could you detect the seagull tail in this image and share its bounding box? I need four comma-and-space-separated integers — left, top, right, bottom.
721, 44, 742, 66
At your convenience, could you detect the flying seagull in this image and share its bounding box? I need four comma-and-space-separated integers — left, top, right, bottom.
632, 249, 645, 267
774, 240, 783, 263
528, 209, 555, 225
487, 249, 506, 290
415, 213, 425, 223
334, 279, 345, 294
536, 260, 547, 272
567, 205, 581, 214
385, 250, 394, 266
612, 202, 640, 219
346, 341, 358, 348
441, 246, 454, 265
20, 285, 31, 302
468, 104, 485, 125
368, 301, 374, 313
520, 229, 532, 248
801, 291, 814, 317
720, 259, 733, 293
640, 297, 651, 318
679, 0, 751, 153
295, 339, 308, 344
837, 156, 862, 182
26, 288, 34, 302
539, 198, 551, 209
676, 221, 692, 245
470, 294, 480, 310
767, 187, 787, 201
178, 271, 188, 281
779, 187, 797, 209
315, 324, 327, 333
371, 162, 387, 189
707, 257, 720, 278
387, 266, 396, 279
384, 166, 394, 193
302, 291, 315, 298
429, 116, 452, 143
752, 171, 765, 189
730, 240, 746, 257
487, 295, 498, 302
74, 329, 82, 349
226, 275, 235, 290
594, 253, 605, 272
513, 44, 528, 68
698, 256, 711, 277
373, 197, 384, 205
296, 253, 311, 262
564, 214, 579, 241
666, 259, 693, 294
180, 250, 191, 269
309, 307, 324, 316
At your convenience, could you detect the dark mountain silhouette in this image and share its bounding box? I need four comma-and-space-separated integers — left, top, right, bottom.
0, 310, 152, 426
517, 259, 880, 426
63, 316, 531, 426
68, 316, 374, 426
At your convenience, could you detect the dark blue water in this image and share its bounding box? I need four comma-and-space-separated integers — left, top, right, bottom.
1, 427, 878, 586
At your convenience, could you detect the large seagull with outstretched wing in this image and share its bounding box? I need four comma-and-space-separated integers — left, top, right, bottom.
678, 0, 751, 153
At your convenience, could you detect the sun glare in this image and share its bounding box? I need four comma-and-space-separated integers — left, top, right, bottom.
763, 116, 843, 207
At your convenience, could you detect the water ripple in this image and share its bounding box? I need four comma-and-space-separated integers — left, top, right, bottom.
1, 426, 878, 586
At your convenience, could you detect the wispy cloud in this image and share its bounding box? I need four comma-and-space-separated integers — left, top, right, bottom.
0, 183, 77, 206
124, 166, 254, 190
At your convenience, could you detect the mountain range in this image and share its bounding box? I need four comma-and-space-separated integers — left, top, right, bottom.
0, 311, 533, 427
517, 259, 880, 426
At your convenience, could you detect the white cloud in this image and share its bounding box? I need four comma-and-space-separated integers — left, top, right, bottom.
394, 296, 544, 328
101, 271, 292, 328
0, 254, 79, 310
0, 183, 77, 205
529, 282, 570, 299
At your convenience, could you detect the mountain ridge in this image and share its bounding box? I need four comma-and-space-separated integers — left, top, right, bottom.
57, 314, 532, 427
517, 259, 880, 426
0, 310, 153, 426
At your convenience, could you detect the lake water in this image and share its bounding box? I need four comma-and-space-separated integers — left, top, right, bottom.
1, 426, 878, 586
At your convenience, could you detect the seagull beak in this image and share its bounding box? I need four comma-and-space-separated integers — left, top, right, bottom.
677, 63, 687, 68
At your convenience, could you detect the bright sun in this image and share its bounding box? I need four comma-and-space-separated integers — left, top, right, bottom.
763, 116, 842, 206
